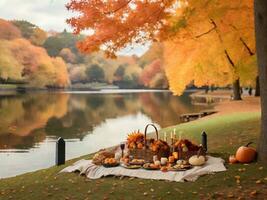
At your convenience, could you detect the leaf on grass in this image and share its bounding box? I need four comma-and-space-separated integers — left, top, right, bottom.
250, 190, 257, 196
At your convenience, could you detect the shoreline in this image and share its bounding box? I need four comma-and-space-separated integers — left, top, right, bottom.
0, 90, 261, 179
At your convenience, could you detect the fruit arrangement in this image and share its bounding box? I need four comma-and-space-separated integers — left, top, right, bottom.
148, 139, 170, 153
127, 130, 145, 149
174, 139, 201, 152
103, 158, 119, 167
92, 150, 115, 165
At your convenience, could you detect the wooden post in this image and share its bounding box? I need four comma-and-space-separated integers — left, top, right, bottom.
201, 131, 207, 152
56, 137, 65, 166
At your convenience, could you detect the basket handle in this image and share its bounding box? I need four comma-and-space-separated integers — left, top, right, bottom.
144, 124, 159, 148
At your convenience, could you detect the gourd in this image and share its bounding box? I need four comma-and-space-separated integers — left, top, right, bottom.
229, 155, 238, 164
189, 154, 205, 166
235, 142, 257, 163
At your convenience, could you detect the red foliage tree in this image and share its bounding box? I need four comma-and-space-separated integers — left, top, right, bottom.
0, 19, 21, 40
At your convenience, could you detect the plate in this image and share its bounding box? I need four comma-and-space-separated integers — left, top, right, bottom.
170, 164, 192, 171
143, 163, 160, 170
102, 163, 120, 168
129, 159, 145, 165
121, 163, 142, 169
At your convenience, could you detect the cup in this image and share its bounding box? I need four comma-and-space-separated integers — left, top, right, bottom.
160, 157, 168, 165
153, 155, 158, 163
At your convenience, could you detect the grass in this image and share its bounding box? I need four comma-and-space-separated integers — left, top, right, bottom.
0, 112, 267, 200
0, 84, 17, 90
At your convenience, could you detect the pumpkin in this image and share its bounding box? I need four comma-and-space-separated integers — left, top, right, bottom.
229, 155, 238, 164
189, 155, 206, 166
235, 142, 257, 163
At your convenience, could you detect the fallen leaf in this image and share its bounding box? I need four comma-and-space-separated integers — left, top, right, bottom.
250, 190, 257, 196
227, 193, 234, 198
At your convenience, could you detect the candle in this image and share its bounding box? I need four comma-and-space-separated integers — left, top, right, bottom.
171, 132, 173, 139
164, 132, 167, 141
174, 128, 176, 139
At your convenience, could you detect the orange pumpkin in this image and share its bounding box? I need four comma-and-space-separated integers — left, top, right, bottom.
235, 142, 257, 163
229, 155, 238, 164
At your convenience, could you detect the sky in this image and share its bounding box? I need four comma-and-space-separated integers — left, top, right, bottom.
0, 0, 149, 56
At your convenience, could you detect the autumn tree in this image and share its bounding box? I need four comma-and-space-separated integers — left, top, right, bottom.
0, 40, 23, 81
59, 48, 77, 63
69, 64, 87, 83
0, 18, 21, 40
140, 59, 163, 87
86, 64, 105, 82
12, 20, 47, 45
254, 0, 267, 163
66, 0, 267, 162
66, 0, 175, 58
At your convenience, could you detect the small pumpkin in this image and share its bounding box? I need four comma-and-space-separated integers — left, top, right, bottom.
229, 155, 238, 164
189, 154, 206, 166
235, 142, 257, 163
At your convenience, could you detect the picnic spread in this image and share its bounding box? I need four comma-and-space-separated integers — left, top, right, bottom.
60, 124, 227, 182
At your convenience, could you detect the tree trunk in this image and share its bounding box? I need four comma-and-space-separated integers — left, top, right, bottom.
232, 79, 242, 100
254, 0, 267, 163
255, 75, 260, 96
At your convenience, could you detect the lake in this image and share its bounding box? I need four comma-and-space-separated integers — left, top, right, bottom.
0, 90, 211, 178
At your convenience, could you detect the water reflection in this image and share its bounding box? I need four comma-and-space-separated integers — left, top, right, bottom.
0, 90, 211, 178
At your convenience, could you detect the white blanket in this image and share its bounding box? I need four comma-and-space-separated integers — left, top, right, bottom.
60, 156, 226, 182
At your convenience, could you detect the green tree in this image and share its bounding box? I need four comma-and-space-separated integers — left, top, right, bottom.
113, 65, 126, 81
12, 20, 46, 45
86, 64, 105, 82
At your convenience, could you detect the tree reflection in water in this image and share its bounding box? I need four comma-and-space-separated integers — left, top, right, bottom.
0, 91, 211, 151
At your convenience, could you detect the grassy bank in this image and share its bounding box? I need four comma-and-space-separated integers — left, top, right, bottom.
0, 112, 267, 200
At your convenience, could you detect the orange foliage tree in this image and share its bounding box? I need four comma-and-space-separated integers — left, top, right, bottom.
0, 18, 21, 40
67, 0, 256, 98
140, 59, 163, 87
66, 0, 175, 58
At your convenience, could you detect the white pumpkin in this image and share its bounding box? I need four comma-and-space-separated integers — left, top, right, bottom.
189, 155, 206, 166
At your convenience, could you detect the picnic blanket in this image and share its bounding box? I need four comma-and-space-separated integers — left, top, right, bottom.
60, 156, 226, 182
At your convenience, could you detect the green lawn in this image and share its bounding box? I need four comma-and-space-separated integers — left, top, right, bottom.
1, 112, 267, 200
0, 84, 17, 90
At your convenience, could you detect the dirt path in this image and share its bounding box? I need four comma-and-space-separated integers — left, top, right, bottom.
199, 94, 261, 120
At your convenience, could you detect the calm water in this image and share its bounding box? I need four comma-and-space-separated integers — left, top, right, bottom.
0, 90, 211, 178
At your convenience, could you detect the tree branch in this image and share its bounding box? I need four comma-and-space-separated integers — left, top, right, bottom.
240, 37, 255, 56
195, 25, 216, 38
104, 0, 133, 15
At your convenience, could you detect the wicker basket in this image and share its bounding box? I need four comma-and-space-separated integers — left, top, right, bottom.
129, 124, 170, 162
